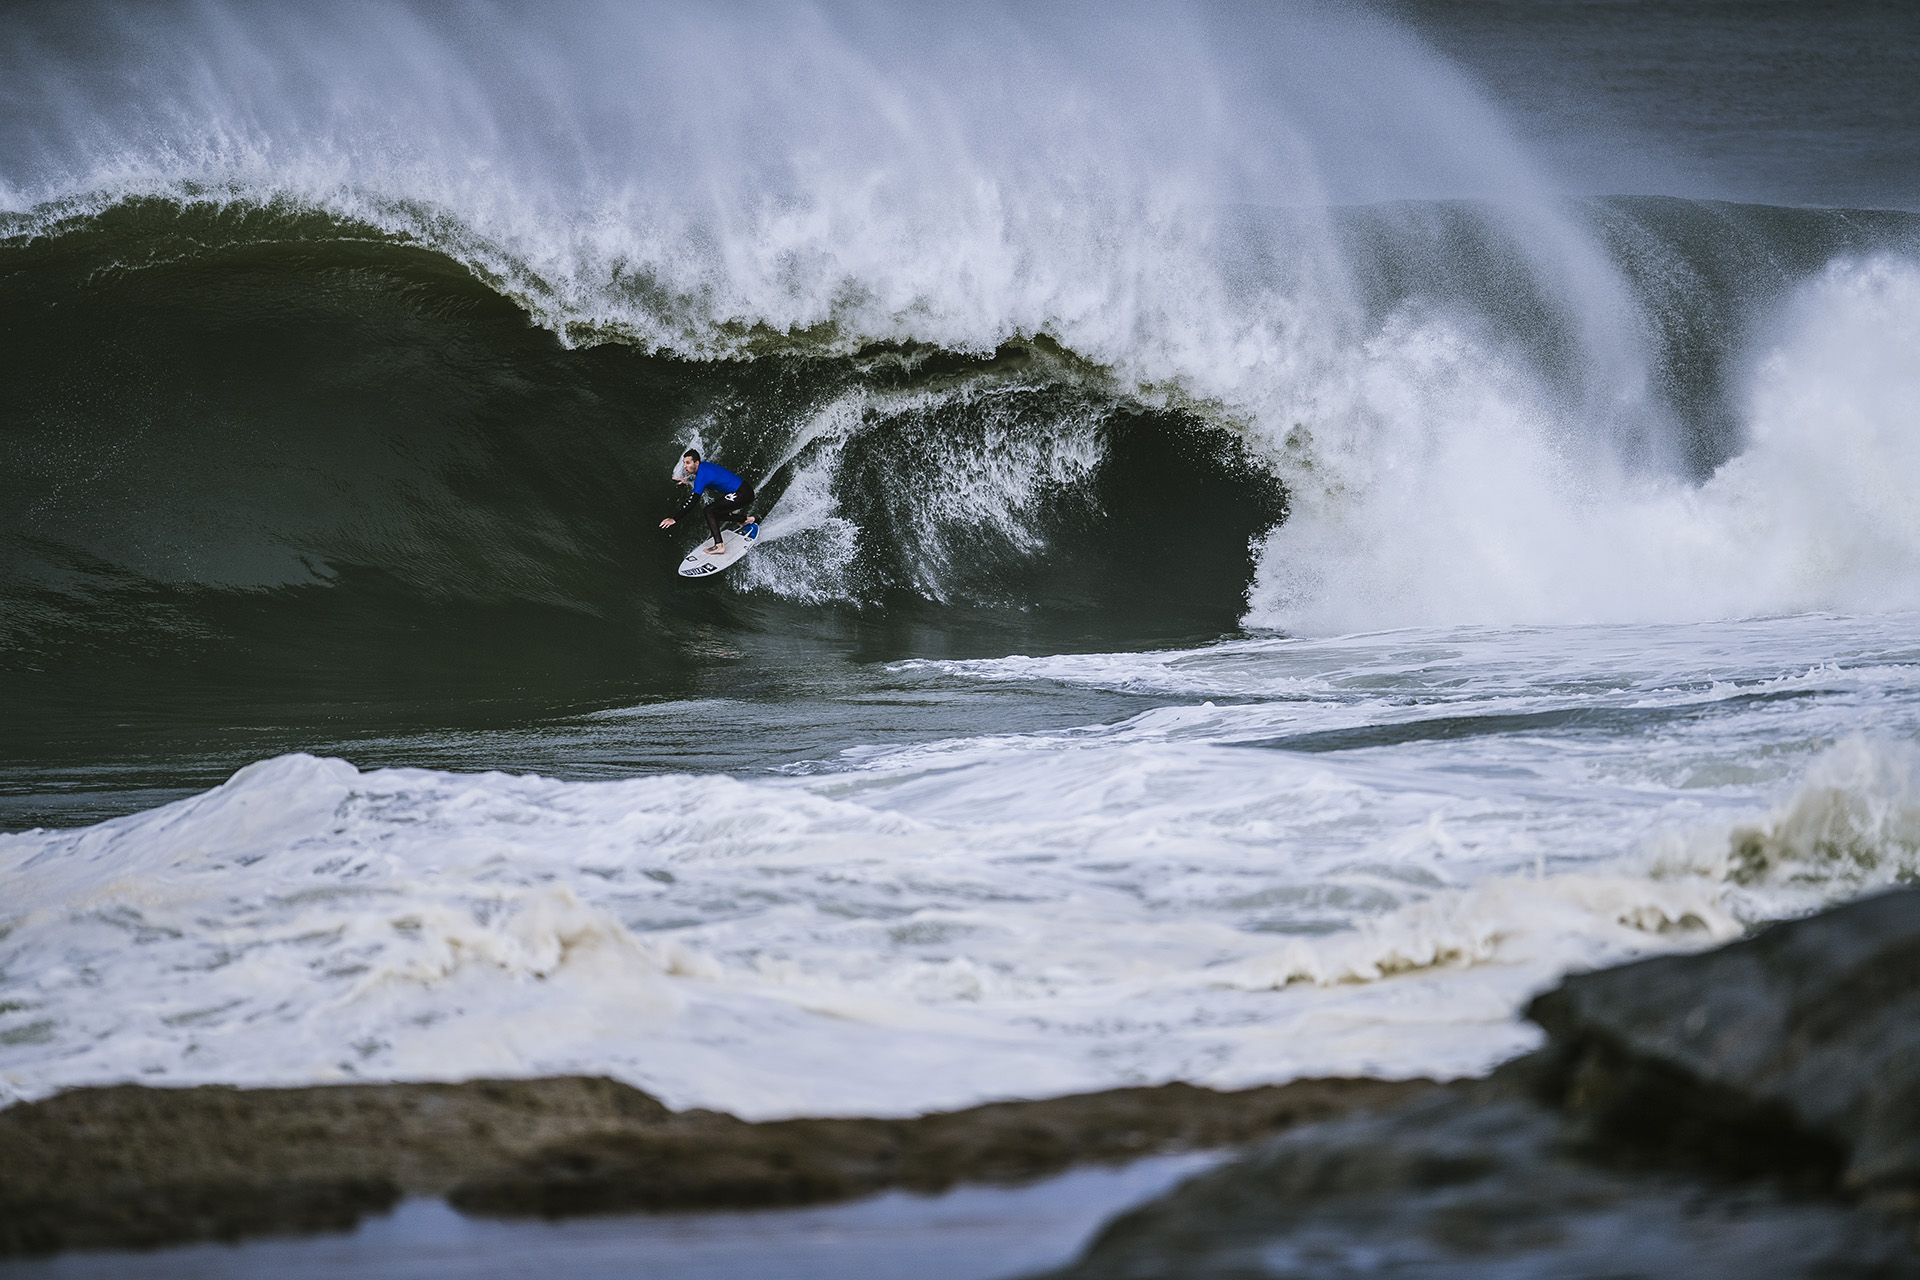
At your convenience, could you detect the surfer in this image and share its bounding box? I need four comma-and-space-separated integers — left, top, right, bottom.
660, 449, 758, 554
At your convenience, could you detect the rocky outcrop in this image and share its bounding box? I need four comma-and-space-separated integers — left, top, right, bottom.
0, 1075, 661, 1255
1042, 1071, 1913, 1278
448, 1077, 1427, 1218
0, 1074, 1428, 1256
1048, 889, 1920, 1278
1530, 885, 1920, 1202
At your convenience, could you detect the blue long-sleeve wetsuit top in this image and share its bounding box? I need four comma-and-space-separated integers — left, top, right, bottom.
674, 461, 747, 518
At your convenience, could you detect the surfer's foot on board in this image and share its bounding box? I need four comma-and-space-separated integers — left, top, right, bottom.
706, 543, 727, 554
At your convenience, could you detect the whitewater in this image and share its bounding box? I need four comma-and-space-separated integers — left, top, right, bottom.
3, 0, 1920, 1123
7, 616, 1920, 1115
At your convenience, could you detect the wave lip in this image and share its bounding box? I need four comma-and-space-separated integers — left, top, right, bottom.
6, 190, 1920, 652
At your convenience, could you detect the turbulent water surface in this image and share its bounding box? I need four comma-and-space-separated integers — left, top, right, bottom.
3, 0, 1919, 1121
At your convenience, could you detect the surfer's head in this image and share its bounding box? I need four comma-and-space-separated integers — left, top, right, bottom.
679, 448, 700, 479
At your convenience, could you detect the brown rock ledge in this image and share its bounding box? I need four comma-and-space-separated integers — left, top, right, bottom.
0, 1074, 1433, 1257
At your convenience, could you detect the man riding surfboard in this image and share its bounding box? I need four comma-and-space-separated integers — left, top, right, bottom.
659, 448, 758, 554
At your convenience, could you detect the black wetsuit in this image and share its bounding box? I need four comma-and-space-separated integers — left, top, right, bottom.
675, 461, 755, 544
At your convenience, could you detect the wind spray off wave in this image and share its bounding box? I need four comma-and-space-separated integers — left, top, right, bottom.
1249, 254, 1920, 631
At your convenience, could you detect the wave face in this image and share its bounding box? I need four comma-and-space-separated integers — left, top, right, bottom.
3, 4, 1919, 689
0, 200, 1283, 711
3, 198, 1915, 687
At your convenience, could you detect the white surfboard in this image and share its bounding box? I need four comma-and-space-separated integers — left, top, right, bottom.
676, 528, 756, 578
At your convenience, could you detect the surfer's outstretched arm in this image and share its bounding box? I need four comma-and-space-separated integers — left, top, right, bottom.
659, 489, 697, 529
660, 457, 706, 528
664, 485, 703, 524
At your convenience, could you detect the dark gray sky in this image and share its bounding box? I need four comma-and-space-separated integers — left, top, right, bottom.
1384, 0, 1920, 208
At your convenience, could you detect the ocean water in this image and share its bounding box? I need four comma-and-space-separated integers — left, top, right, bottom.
3, 1, 1919, 1121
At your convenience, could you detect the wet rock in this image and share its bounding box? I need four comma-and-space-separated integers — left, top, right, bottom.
0, 1075, 665, 1256
1530, 886, 1920, 1199
447, 1078, 1429, 1217
0, 1074, 1430, 1256
1046, 1075, 1914, 1279
0, 1175, 400, 1258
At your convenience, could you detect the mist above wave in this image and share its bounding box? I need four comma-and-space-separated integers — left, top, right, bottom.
3, 1, 1471, 354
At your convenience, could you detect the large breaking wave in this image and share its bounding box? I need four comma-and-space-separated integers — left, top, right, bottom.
4, 0, 1919, 705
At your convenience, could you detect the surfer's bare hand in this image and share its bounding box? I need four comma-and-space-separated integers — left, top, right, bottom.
659, 517, 675, 528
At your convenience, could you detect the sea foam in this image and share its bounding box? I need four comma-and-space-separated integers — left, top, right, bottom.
5, 620, 1917, 1117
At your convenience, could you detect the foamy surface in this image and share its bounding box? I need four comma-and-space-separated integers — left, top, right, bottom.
5, 614, 1916, 1117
